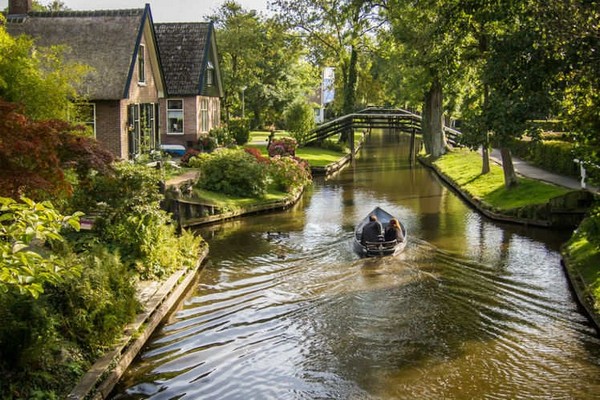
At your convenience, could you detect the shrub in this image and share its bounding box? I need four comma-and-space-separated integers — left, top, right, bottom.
283, 99, 316, 145
190, 149, 268, 197
268, 137, 298, 157
244, 147, 270, 164
69, 162, 204, 279
48, 245, 138, 355
198, 134, 218, 152
0, 196, 82, 299
511, 139, 578, 177
180, 148, 200, 166
269, 156, 312, 192
228, 118, 250, 145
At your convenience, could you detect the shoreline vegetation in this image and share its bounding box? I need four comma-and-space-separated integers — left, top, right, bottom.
5, 131, 598, 398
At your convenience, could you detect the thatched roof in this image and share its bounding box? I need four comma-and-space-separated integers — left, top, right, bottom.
155, 23, 210, 96
6, 8, 148, 100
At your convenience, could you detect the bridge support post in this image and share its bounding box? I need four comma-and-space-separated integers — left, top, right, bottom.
349, 128, 355, 164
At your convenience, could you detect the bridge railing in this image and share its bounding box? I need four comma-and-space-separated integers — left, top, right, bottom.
304, 107, 461, 146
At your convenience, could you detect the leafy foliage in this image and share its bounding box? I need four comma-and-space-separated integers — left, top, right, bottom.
189, 149, 268, 197
0, 19, 90, 121
0, 197, 82, 299
283, 99, 316, 144
70, 162, 203, 279
0, 100, 114, 201
269, 156, 312, 192
208, 2, 317, 129
268, 137, 298, 157
0, 244, 138, 399
228, 117, 250, 145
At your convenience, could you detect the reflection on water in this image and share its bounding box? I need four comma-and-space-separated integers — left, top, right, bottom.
112, 132, 600, 399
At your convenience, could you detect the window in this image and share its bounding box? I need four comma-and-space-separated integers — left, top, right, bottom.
72, 102, 96, 137
200, 98, 209, 133
206, 61, 214, 86
167, 99, 184, 134
138, 44, 146, 84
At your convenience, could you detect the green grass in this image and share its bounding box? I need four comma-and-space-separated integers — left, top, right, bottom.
563, 228, 600, 313
433, 149, 571, 210
193, 187, 290, 211
246, 131, 348, 168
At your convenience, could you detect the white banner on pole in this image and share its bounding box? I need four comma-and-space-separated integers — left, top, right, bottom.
322, 67, 335, 104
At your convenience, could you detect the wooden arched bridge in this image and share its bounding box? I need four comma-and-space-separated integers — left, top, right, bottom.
304, 107, 461, 158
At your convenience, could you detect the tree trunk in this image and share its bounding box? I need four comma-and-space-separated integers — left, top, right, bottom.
481, 78, 490, 174
340, 46, 358, 142
422, 89, 432, 155
423, 77, 446, 158
481, 146, 490, 174
500, 147, 518, 188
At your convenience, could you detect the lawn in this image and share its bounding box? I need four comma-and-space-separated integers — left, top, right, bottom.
192, 187, 290, 211
433, 149, 571, 210
245, 130, 349, 168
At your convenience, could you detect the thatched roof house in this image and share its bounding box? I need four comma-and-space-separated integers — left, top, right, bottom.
4, 0, 224, 159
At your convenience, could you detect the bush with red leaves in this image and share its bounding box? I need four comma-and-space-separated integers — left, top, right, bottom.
0, 100, 114, 200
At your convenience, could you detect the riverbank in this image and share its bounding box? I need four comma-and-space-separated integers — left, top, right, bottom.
68, 145, 356, 398
67, 246, 209, 399
421, 148, 600, 332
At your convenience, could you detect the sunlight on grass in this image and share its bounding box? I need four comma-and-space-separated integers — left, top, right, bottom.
246, 131, 347, 167
193, 188, 289, 211
434, 149, 571, 210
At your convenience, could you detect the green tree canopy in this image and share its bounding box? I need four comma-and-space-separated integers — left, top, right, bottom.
0, 16, 90, 120
208, 1, 316, 129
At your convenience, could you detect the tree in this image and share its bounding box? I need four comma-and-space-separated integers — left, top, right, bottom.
385, 0, 466, 158
0, 100, 114, 201
284, 98, 316, 144
271, 0, 385, 138
455, 1, 564, 188
548, 1, 600, 180
0, 16, 90, 121
209, 2, 315, 129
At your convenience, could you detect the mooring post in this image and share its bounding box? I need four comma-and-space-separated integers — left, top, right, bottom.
409, 123, 416, 165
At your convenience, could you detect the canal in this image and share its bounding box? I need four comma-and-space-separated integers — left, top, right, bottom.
112, 131, 600, 399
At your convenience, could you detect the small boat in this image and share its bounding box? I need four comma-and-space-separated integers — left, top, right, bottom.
353, 207, 407, 257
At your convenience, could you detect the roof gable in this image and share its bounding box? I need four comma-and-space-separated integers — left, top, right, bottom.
5, 7, 154, 100
155, 22, 223, 97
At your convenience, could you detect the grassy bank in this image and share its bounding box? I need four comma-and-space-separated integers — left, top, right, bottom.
562, 215, 600, 317
433, 148, 600, 325
193, 187, 291, 211
432, 149, 571, 210
245, 130, 351, 167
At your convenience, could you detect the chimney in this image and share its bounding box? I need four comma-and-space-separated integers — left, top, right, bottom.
9, 0, 32, 15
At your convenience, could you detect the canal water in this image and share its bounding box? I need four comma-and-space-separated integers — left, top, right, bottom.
112, 132, 600, 399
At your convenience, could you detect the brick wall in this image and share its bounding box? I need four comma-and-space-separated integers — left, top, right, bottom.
95, 100, 125, 159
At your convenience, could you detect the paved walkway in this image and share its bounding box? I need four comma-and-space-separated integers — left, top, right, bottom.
489, 149, 598, 193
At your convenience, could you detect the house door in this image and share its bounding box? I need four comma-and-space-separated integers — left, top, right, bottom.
128, 103, 160, 159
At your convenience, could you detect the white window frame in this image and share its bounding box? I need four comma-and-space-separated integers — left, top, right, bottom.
167, 99, 184, 135
200, 98, 209, 133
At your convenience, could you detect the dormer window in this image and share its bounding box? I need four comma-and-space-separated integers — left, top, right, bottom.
206, 61, 214, 86
138, 44, 146, 84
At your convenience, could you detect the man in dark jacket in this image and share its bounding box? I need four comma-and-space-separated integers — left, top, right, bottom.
361, 214, 383, 244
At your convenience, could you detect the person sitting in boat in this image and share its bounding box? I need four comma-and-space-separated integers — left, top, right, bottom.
361, 214, 383, 244
384, 218, 405, 243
